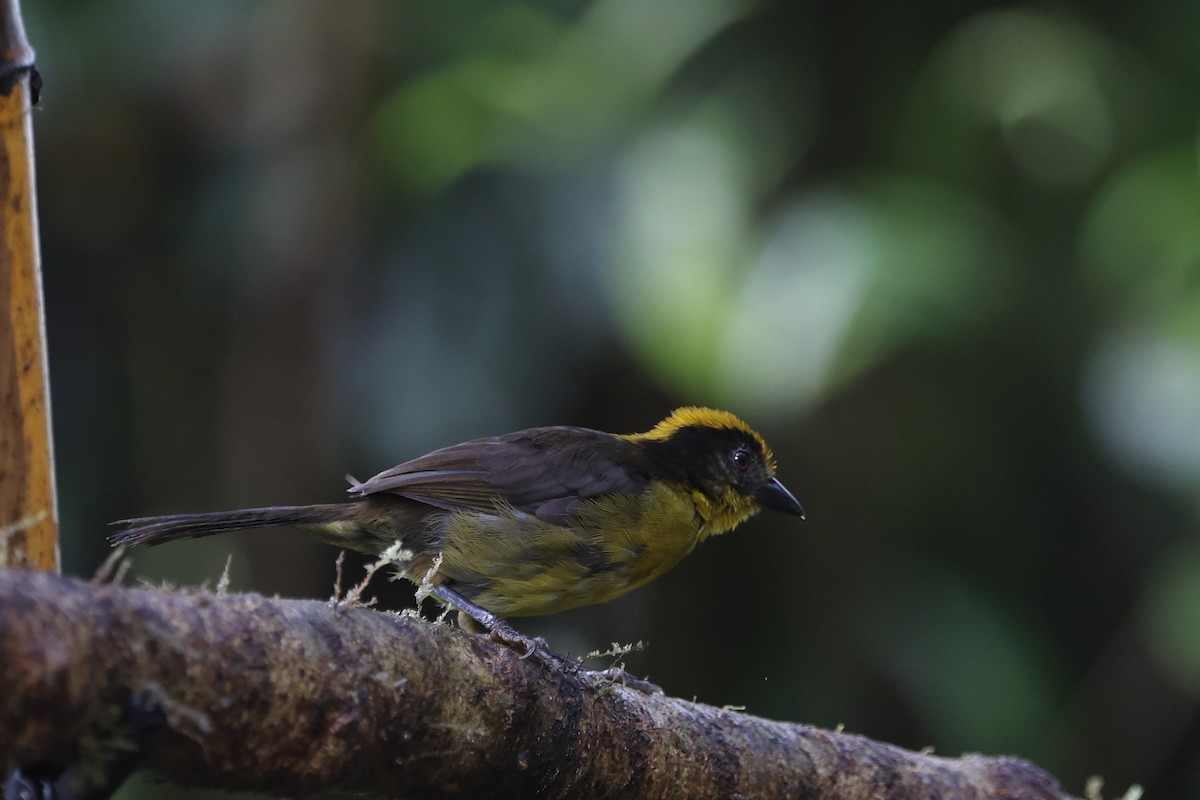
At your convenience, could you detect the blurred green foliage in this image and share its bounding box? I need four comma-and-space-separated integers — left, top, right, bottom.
23, 0, 1200, 796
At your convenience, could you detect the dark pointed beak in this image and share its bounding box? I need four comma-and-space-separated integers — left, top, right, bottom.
756, 477, 805, 518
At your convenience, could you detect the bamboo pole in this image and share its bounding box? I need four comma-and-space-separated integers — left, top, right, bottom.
0, 0, 57, 572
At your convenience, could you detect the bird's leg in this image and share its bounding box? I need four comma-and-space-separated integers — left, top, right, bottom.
428, 586, 661, 694
430, 585, 559, 666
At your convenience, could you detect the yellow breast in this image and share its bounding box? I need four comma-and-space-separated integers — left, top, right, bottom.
431, 482, 704, 618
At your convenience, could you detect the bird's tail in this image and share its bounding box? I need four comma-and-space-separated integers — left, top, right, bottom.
109, 504, 356, 549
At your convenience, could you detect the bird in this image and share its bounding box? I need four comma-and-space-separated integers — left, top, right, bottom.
110, 406, 804, 661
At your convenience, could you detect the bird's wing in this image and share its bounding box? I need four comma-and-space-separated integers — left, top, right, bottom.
347, 427, 649, 523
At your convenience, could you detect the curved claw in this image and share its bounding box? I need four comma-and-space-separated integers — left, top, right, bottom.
503, 631, 548, 660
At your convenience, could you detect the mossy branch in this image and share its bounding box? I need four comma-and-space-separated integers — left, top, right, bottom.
0, 569, 1082, 799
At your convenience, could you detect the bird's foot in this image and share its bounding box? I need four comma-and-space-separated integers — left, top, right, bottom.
484, 624, 661, 693
571, 666, 657, 695
432, 585, 563, 668
572, 641, 659, 693
486, 619, 552, 662
429, 585, 659, 692
581, 666, 664, 695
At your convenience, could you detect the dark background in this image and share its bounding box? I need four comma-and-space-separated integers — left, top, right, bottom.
26, 1, 1200, 797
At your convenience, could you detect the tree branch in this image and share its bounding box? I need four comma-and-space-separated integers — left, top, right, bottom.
0, 569, 1082, 799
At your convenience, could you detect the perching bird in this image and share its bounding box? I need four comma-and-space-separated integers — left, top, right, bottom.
110, 407, 804, 656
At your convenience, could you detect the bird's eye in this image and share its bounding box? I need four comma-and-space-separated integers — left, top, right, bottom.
732, 448, 751, 472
